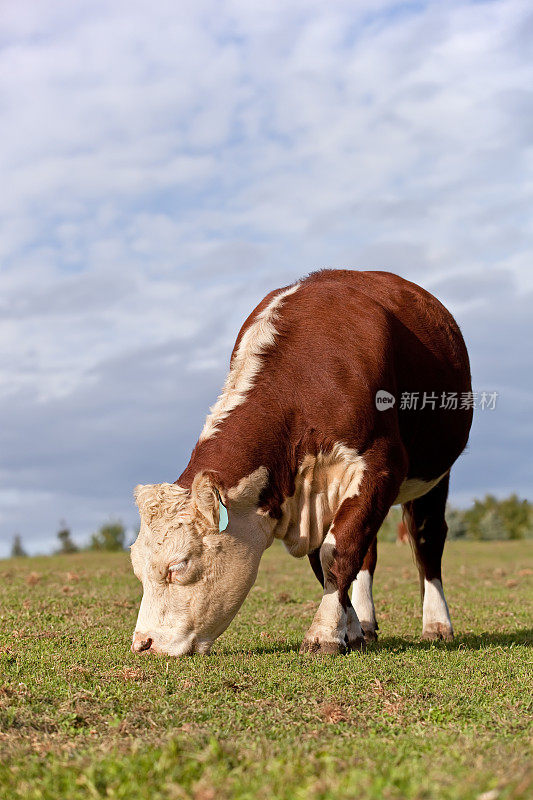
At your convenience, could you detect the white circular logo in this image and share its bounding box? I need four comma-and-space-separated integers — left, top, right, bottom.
375, 390, 396, 410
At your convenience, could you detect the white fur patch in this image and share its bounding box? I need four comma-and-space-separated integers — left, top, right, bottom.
227, 466, 269, 508
351, 569, 376, 631
423, 578, 453, 632
303, 532, 347, 646
267, 443, 366, 558
307, 588, 346, 642
393, 472, 448, 505
134, 482, 190, 526
346, 606, 365, 643
199, 283, 300, 441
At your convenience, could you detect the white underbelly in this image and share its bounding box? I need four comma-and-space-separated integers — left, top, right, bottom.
393, 472, 448, 505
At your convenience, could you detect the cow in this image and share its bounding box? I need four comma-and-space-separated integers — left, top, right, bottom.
397, 520, 409, 545
130, 269, 473, 656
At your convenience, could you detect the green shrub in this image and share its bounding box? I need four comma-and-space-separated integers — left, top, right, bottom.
10, 534, 27, 557
89, 520, 126, 551
56, 523, 78, 554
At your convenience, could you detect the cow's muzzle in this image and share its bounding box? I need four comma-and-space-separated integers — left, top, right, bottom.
131, 630, 204, 656
131, 633, 153, 653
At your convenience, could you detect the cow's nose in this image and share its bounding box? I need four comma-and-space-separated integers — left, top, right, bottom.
131, 633, 153, 653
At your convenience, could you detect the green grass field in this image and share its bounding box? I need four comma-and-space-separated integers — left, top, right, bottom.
0, 540, 531, 800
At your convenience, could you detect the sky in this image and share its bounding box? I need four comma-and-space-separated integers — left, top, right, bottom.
1, 0, 532, 555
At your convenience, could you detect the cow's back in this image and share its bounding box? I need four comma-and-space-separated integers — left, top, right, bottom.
235, 269, 472, 482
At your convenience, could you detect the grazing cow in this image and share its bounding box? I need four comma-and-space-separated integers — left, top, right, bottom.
397, 520, 409, 545
131, 270, 472, 656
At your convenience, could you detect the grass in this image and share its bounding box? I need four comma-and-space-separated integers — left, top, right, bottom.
0, 540, 531, 800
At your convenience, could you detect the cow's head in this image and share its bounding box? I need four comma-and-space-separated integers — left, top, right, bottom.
130, 471, 269, 656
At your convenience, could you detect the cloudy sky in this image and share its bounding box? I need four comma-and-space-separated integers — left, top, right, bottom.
1, 0, 531, 555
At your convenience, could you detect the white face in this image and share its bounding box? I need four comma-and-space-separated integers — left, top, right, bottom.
130, 476, 266, 656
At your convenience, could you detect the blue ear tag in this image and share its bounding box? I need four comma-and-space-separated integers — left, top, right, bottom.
219, 499, 229, 532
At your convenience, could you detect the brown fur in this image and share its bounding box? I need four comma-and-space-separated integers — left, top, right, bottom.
177, 269, 472, 612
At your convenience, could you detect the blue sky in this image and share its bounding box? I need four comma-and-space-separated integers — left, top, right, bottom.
1, 0, 532, 555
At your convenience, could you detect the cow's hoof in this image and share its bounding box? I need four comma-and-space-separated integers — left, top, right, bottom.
300, 638, 347, 655
347, 635, 367, 652
422, 623, 454, 642
360, 623, 378, 643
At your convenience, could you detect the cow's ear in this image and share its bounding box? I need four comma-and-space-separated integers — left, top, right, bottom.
191, 471, 224, 531
134, 483, 160, 520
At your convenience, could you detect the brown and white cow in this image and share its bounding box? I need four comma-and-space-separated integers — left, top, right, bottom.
130, 270, 472, 656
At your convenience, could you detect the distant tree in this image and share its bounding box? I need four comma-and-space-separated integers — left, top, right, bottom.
463, 494, 533, 540
497, 494, 532, 539
479, 508, 508, 541
90, 520, 126, 552
446, 506, 467, 540
462, 495, 496, 540
11, 534, 27, 558
56, 522, 78, 554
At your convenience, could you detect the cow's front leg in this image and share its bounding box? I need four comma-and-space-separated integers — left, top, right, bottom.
300, 532, 355, 654
302, 447, 404, 655
351, 537, 378, 642
307, 543, 369, 652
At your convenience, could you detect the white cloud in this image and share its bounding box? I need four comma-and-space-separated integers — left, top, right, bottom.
0, 0, 532, 553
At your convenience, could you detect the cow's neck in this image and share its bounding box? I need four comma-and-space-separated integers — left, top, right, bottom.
175, 407, 290, 510
175, 409, 367, 561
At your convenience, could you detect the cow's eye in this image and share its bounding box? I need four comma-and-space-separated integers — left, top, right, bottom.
167, 561, 188, 583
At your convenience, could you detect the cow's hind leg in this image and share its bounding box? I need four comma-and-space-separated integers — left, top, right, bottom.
351, 537, 378, 642
402, 473, 454, 641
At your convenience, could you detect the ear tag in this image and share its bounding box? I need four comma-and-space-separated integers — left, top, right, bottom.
218, 499, 229, 532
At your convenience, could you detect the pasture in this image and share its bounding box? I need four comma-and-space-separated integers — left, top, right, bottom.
0, 540, 531, 800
